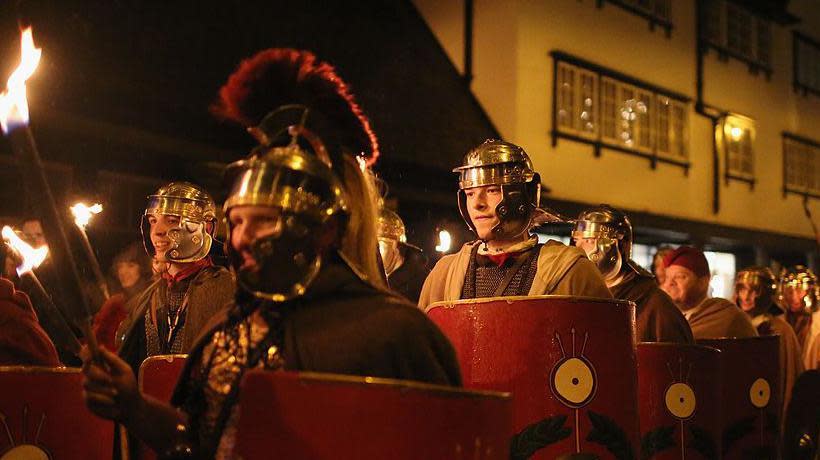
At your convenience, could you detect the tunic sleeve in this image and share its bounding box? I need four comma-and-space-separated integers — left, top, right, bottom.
637, 290, 694, 344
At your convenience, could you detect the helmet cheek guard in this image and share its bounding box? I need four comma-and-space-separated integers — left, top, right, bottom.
494, 183, 537, 238
141, 182, 217, 263
223, 109, 349, 302
571, 205, 633, 281
453, 140, 540, 241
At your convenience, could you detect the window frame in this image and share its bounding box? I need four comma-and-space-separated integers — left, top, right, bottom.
550, 51, 691, 174
596, 0, 673, 37
793, 31, 820, 98
698, 0, 773, 78
782, 132, 820, 200
720, 114, 756, 187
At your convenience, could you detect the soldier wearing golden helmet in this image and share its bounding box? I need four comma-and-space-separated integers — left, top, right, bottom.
780, 266, 820, 370
572, 205, 692, 343
377, 207, 428, 303
734, 266, 803, 406
80, 48, 459, 459
419, 140, 610, 308
115, 182, 235, 371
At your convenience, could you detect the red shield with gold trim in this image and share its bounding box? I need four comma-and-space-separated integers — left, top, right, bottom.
138, 354, 187, 403
637, 343, 722, 460
235, 371, 512, 460
698, 336, 780, 460
427, 295, 639, 460
0, 366, 114, 459
136, 354, 187, 460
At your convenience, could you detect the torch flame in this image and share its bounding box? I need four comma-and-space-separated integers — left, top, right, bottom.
0, 27, 42, 133
2, 225, 48, 275
70, 202, 103, 229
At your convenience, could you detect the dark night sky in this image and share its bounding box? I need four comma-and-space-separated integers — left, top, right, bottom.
0, 1, 496, 174
0, 0, 498, 269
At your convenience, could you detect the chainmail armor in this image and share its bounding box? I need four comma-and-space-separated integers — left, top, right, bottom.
461, 244, 541, 298
144, 278, 193, 356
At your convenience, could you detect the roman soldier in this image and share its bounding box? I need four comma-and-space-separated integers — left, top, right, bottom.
572, 205, 692, 343
377, 207, 428, 303
418, 140, 610, 308
115, 182, 235, 372
734, 266, 803, 406
780, 266, 820, 370
81, 48, 460, 459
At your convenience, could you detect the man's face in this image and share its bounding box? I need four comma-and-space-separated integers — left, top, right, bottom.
147, 214, 180, 262
574, 237, 599, 260
465, 185, 502, 240
784, 285, 809, 312
735, 282, 758, 312
662, 265, 709, 309
22, 220, 46, 248
228, 205, 283, 272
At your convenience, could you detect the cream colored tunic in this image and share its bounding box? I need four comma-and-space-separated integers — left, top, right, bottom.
750, 313, 805, 411
418, 240, 611, 309
801, 310, 820, 370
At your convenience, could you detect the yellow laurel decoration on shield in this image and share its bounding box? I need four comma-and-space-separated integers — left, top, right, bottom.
552, 357, 595, 406
748, 378, 771, 409
664, 382, 696, 419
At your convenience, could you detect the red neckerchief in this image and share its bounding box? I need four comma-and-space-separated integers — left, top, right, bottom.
479, 250, 531, 267
486, 252, 514, 267
162, 258, 213, 286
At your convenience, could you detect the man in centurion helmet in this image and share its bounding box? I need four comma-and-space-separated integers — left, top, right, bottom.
418, 140, 610, 308
661, 246, 757, 339
572, 205, 692, 343
80, 48, 460, 459
115, 182, 235, 372
780, 266, 820, 370
733, 266, 803, 405
377, 207, 429, 303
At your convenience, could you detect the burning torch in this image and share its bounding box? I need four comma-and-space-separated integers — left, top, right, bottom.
2, 226, 81, 355
70, 202, 110, 300
0, 27, 100, 357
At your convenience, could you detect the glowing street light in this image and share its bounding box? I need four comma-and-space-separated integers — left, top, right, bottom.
435, 229, 452, 253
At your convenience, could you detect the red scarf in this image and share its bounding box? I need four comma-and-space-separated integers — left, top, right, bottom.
162, 258, 213, 285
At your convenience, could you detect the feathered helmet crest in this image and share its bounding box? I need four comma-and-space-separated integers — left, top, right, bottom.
211, 48, 379, 167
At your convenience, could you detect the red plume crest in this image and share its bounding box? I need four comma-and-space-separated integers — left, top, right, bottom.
212, 48, 379, 165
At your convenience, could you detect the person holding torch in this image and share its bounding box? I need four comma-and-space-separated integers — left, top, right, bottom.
80, 48, 460, 459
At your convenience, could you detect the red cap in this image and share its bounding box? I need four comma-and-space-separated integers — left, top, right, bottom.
663, 246, 710, 278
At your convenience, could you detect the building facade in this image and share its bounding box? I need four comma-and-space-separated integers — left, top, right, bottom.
415, 0, 819, 270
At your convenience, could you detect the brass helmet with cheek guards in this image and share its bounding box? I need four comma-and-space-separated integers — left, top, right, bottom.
571, 205, 633, 281
734, 266, 778, 312
224, 108, 349, 302
141, 182, 217, 263
377, 208, 406, 276
778, 266, 819, 314
453, 139, 541, 240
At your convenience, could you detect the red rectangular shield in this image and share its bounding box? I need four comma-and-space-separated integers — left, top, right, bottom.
235, 370, 512, 459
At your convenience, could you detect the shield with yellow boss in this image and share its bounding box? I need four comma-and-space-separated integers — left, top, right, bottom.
637, 343, 722, 459
698, 336, 780, 460
0, 366, 114, 460
427, 296, 639, 459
